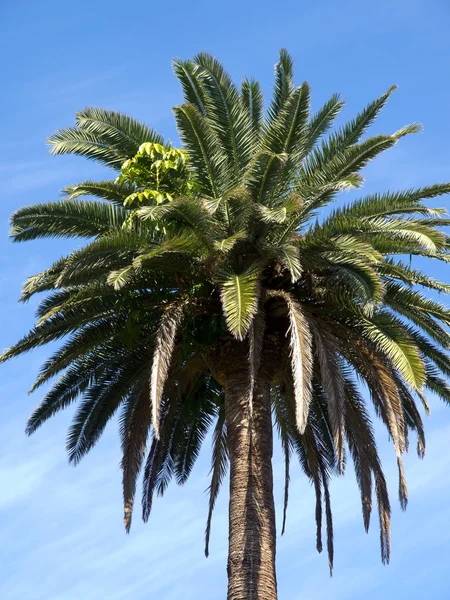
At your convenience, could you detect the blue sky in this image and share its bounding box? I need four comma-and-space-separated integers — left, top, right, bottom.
1, 0, 450, 598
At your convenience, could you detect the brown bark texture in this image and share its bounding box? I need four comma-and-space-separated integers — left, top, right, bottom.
219, 343, 278, 600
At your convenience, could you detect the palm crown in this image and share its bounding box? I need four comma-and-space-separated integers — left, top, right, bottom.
3, 50, 450, 579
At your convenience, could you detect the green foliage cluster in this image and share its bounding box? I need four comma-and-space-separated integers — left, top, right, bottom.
117, 142, 197, 207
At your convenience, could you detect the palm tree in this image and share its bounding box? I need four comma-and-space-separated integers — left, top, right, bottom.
3, 50, 450, 599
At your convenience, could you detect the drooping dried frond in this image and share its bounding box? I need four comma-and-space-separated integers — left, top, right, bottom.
248, 310, 265, 418
310, 326, 346, 471
322, 464, 334, 575
342, 374, 391, 559
397, 456, 408, 511
205, 409, 228, 557
344, 382, 374, 532
274, 381, 336, 565
271, 386, 293, 536
141, 435, 164, 523
374, 465, 392, 565
339, 333, 408, 458
267, 290, 313, 434
304, 413, 336, 574
120, 382, 152, 532
281, 437, 291, 537
141, 393, 182, 522
150, 302, 187, 438
393, 372, 426, 458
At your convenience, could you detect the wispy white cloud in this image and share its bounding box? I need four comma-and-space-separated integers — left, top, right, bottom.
1, 400, 449, 600
0, 160, 76, 197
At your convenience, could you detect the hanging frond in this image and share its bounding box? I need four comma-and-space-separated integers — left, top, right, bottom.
150, 302, 187, 438
248, 310, 265, 418
205, 409, 228, 557
141, 435, 165, 522
66, 348, 153, 464
311, 327, 346, 471
271, 386, 293, 537
361, 313, 426, 390
266, 290, 313, 433
120, 382, 152, 532
173, 376, 218, 484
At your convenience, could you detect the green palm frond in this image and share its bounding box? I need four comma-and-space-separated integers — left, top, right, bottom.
136, 195, 216, 246
62, 180, 135, 204
172, 58, 207, 115
217, 265, 261, 340
254, 83, 310, 203
193, 52, 253, 177
302, 130, 418, 198
10, 200, 128, 241
19, 257, 68, 302
25, 349, 118, 434
268, 48, 295, 122
173, 376, 219, 484
360, 313, 426, 390
425, 365, 450, 404
174, 103, 228, 197
48, 128, 125, 169
75, 107, 166, 156
241, 78, 264, 140
307, 84, 397, 174
306, 94, 345, 153
264, 83, 311, 157
66, 352, 150, 464
275, 244, 303, 283
29, 319, 123, 390
0, 297, 117, 364
52, 230, 157, 288
334, 184, 450, 219
378, 258, 450, 294
130, 233, 204, 275
405, 328, 450, 378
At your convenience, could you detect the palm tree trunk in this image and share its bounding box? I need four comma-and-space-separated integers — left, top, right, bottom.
225, 374, 278, 600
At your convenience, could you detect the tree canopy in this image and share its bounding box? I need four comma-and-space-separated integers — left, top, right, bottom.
3, 50, 450, 574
